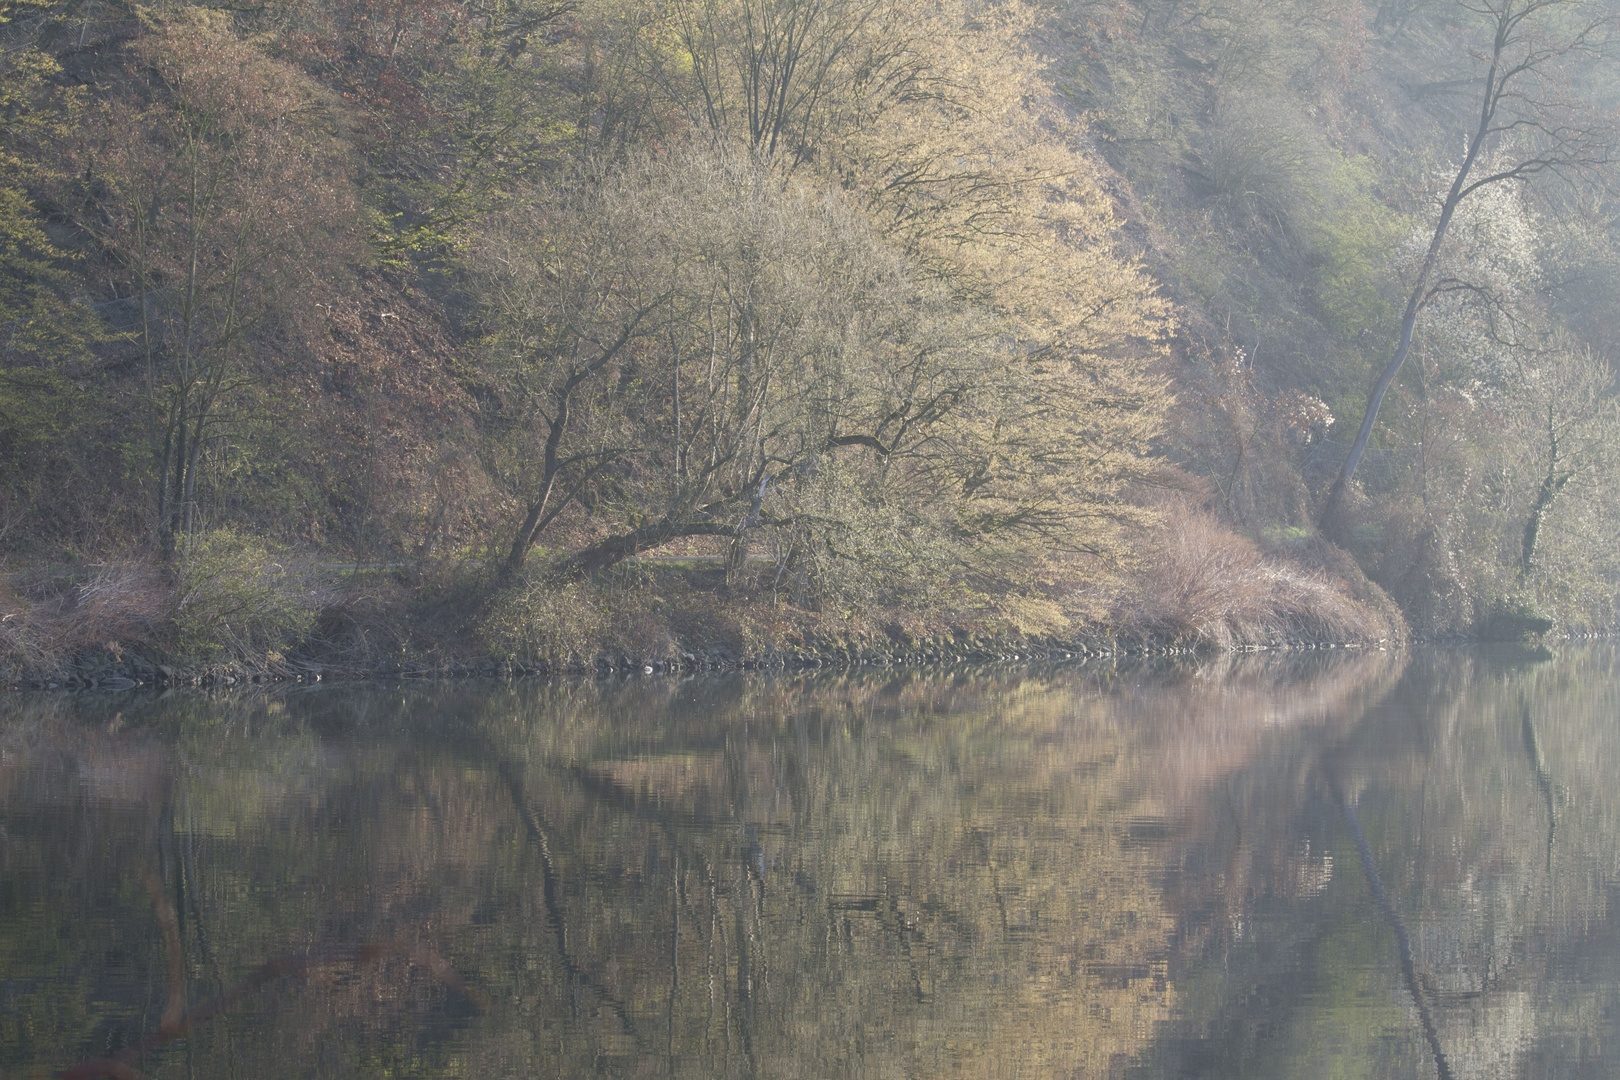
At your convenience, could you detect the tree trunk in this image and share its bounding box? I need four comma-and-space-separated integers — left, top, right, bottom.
549, 520, 735, 582
500, 385, 573, 580
502, 484, 557, 579
1521, 403, 1571, 576
1320, 3, 1526, 531
1521, 472, 1570, 576
1319, 175, 1475, 532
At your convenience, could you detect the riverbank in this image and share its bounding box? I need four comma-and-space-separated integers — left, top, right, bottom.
4, 553, 1410, 691
8, 629, 1399, 691
0, 512, 1421, 691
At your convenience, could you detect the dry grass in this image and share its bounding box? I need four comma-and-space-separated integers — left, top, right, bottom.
3, 508, 1403, 681
1117, 504, 1397, 648
2, 535, 343, 677
1, 561, 172, 675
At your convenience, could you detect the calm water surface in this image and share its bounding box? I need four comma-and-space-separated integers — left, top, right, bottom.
4, 645, 1619, 1079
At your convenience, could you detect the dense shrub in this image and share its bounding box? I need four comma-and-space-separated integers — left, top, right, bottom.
1119, 503, 1397, 648
173, 530, 321, 661
479, 568, 611, 665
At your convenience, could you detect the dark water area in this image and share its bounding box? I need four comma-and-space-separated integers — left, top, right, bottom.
3, 645, 1619, 1079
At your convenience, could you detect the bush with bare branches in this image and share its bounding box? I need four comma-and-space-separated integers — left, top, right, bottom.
0, 561, 170, 676
1118, 503, 1398, 648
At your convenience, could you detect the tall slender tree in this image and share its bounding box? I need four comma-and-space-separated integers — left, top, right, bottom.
71, 13, 358, 555
1319, 0, 1618, 531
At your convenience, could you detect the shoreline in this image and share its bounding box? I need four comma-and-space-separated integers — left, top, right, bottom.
5, 634, 1409, 691
9, 542, 1588, 692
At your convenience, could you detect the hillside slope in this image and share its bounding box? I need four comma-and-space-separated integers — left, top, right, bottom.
3, 0, 1617, 674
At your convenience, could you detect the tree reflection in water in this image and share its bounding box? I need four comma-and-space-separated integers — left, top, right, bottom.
4, 647, 1620, 1079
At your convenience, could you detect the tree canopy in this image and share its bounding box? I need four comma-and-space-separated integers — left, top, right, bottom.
7, 0, 1620, 655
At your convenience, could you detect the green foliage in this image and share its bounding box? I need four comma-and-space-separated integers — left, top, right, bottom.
0, 186, 107, 471
0, 45, 109, 489
0, 188, 89, 361
173, 528, 321, 660
1305, 156, 1404, 343
1477, 593, 1555, 641
269, 0, 580, 264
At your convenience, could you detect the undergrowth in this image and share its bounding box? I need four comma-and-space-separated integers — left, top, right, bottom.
172, 529, 324, 662
4, 508, 1404, 682
1115, 502, 1403, 648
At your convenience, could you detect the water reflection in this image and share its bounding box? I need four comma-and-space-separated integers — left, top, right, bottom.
3, 647, 1620, 1078
1160, 646, 1620, 1080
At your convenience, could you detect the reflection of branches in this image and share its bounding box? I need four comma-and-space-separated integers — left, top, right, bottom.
881, 894, 930, 1004
734, 853, 760, 1079
728, 755, 764, 1080
58, 940, 485, 1080
1521, 705, 1557, 871
139, 869, 186, 1034
176, 813, 221, 988
668, 848, 680, 1073
1330, 775, 1454, 1080
495, 760, 643, 1046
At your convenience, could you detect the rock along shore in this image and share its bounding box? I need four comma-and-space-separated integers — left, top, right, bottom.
6, 633, 1390, 692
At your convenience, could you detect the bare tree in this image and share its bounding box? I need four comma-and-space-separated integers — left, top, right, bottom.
73, 15, 357, 556
1319, 0, 1618, 531
474, 166, 670, 580
1511, 346, 1619, 575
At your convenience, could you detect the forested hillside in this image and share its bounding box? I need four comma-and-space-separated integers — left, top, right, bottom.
1059, 0, 1620, 637
3, 0, 1619, 673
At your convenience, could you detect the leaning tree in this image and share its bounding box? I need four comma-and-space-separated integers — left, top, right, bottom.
1319, 0, 1619, 531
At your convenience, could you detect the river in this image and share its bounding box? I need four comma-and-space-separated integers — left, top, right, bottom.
3, 644, 1617, 1079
